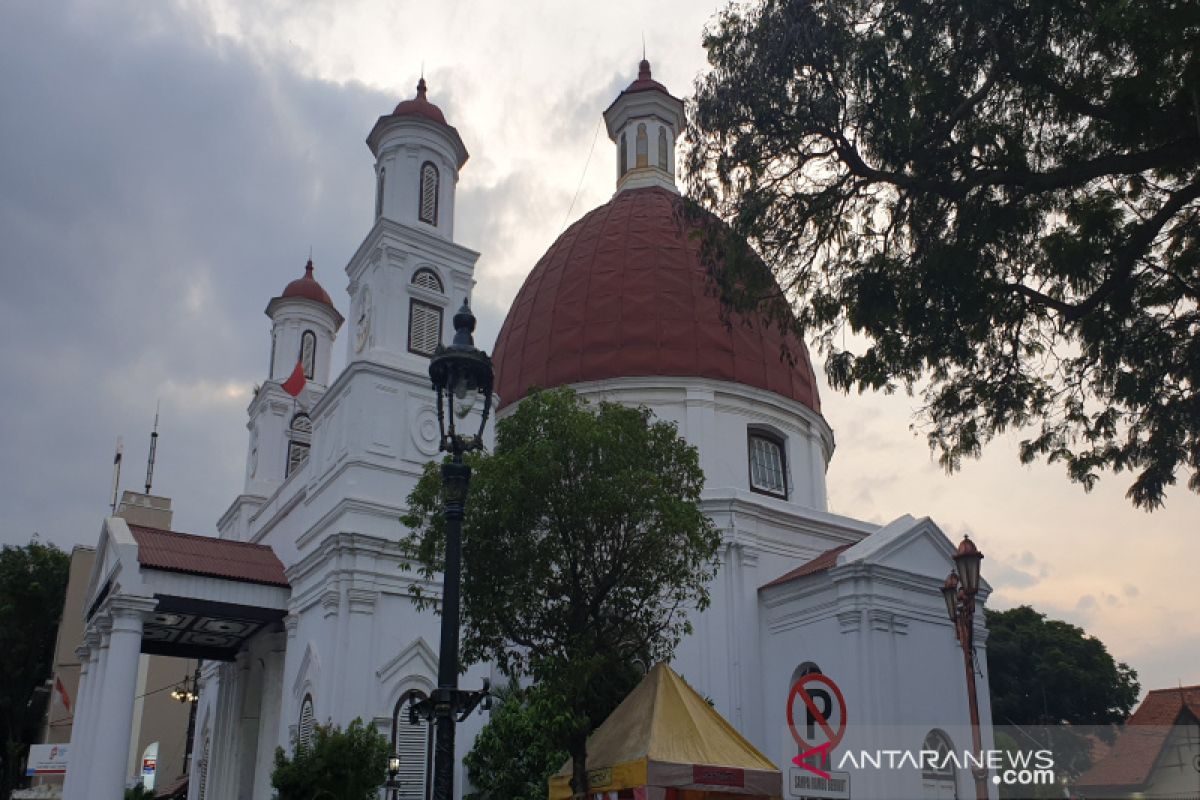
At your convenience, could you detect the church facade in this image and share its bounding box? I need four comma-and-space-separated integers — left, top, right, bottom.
65, 62, 996, 800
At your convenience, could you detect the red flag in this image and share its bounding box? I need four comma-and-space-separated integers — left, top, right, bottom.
55, 675, 71, 712
281, 360, 306, 397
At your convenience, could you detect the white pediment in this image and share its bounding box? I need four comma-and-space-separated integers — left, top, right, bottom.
292, 641, 322, 698
82, 517, 146, 620
838, 515, 956, 580
375, 637, 438, 686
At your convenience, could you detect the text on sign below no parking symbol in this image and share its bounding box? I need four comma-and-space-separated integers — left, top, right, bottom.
787, 673, 847, 777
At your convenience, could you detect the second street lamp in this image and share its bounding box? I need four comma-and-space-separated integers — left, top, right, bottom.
943, 535, 987, 800
411, 298, 494, 800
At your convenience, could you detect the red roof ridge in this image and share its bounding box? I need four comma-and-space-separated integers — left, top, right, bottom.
760, 543, 853, 589
127, 523, 273, 550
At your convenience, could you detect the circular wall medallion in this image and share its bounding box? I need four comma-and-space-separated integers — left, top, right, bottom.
412, 406, 440, 456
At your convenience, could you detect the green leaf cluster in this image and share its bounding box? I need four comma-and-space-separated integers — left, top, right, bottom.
401, 388, 721, 795
688, 0, 1200, 508
270, 718, 390, 800
0, 538, 70, 798
986, 605, 1139, 785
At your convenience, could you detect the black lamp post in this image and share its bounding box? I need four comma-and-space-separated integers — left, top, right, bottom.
410, 299, 494, 800
171, 666, 200, 775
941, 536, 987, 800
385, 755, 401, 800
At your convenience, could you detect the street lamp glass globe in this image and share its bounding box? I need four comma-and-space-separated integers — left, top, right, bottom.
941, 572, 959, 621
953, 536, 984, 593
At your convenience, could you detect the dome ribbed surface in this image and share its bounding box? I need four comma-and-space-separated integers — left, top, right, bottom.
492, 187, 821, 412
279, 260, 335, 309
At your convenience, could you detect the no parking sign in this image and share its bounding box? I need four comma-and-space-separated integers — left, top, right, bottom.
786, 673, 847, 779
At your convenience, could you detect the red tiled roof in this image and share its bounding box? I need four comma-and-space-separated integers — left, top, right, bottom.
492, 186, 821, 412
1075, 685, 1200, 789
760, 544, 852, 589
129, 525, 289, 588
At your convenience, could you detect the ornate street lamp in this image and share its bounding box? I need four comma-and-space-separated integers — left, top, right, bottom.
412, 299, 494, 800
171, 667, 201, 774
943, 536, 987, 800
385, 755, 401, 800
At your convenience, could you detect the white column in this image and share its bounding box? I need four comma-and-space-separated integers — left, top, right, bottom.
70, 622, 110, 800
252, 633, 287, 800
62, 642, 92, 799
90, 598, 155, 798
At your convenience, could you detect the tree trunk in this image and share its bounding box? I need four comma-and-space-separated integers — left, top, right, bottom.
569, 740, 589, 800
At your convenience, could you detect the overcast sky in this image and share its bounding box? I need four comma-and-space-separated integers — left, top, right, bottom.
1, 0, 1196, 697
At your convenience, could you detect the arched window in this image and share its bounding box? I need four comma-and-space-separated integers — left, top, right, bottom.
658, 127, 670, 171
376, 167, 386, 219
748, 427, 788, 499
269, 331, 277, 378
635, 123, 648, 167
286, 413, 311, 477
419, 162, 439, 225
392, 690, 433, 800
619, 132, 628, 177
921, 729, 958, 799
299, 330, 316, 380
412, 268, 444, 293
298, 694, 316, 751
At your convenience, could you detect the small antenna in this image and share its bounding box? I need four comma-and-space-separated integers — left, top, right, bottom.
110, 437, 123, 515
642, 33, 646, 61
144, 401, 160, 495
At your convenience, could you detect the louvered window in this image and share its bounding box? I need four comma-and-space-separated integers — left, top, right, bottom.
419, 162, 439, 225
291, 413, 312, 435
748, 431, 787, 498
287, 442, 310, 477
636, 123, 648, 167
409, 300, 443, 357
395, 716, 432, 799
300, 330, 316, 379
393, 692, 432, 800
658, 127, 669, 171
376, 167, 385, 219
412, 268, 444, 293
298, 695, 315, 751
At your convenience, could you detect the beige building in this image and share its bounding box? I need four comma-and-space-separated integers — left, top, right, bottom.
34, 492, 199, 797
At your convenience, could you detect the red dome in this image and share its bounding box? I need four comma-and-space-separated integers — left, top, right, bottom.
392, 78, 448, 126
492, 187, 821, 412
280, 259, 335, 308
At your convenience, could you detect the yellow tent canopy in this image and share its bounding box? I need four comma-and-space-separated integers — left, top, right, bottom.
548, 663, 782, 800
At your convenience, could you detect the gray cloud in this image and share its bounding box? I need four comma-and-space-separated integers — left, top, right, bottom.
0, 0, 403, 544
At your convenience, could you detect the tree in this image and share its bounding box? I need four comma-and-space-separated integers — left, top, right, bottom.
270, 718, 390, 800
0, 539, 70, 799
985, 605, 1138, 727
985, 605, 1139, 790
402, 388, 721, 799
464, 669, 641, 800
687, 0, 1200, 509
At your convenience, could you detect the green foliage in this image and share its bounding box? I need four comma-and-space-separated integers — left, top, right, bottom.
986, 605, 1139, 726
271, 718, 390, 800
402, 388, 721, 795
125, 784, 154, 800
0, 538, 70, 799
986, 605, 1139, 784
464, 670, 641, 800
687, 0, 1200, 509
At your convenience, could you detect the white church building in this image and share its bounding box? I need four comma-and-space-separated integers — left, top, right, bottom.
64, 62, 996, 800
